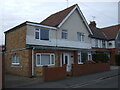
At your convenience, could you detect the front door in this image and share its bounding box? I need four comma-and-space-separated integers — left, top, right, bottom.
63, 53, 71, 72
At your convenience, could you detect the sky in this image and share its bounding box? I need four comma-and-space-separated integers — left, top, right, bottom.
0, 0, 119, 45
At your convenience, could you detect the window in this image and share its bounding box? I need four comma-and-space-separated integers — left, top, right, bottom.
78, 52, 83, 64
11, 55, 20, 65
62, 30, 68, 39
77, 32, 84, 42
40, 29, 49, 40
102, 40, 106, 48
35, 29, 40, 39
35, 28, 49, 40
36, 53, 55, 66
95, 39, 98, 47
81, 52, 88, 62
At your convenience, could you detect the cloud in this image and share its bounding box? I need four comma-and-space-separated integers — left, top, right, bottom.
0, 1, 119, 45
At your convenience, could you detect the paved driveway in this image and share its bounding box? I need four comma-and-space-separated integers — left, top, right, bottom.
5, 66, 119, 88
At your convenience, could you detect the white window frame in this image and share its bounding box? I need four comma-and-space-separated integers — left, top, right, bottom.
61, 29, 68, 39
35, 28, 50, 40
35, 29, 40, 40
36, 53, 55, 66
11, 55, 20, 65
78, 52, 83, 64
77, 32, 84, 42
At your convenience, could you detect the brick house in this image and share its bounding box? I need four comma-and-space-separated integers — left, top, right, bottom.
89, 21, 120, 65
4, 4, 94, 77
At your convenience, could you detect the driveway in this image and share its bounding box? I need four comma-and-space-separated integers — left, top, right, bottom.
5, 66, 119, 88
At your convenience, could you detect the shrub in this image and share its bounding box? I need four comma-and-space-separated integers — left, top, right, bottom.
92, 53, 109, 63
84, 60, 96, 64
115, 54, 120, 66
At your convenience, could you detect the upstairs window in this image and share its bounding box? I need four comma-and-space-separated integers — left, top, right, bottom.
40, 29, 49, 40
35, 28, 49, 40
11, 55, 20, 65
95, 39, 99, 47
35, 29, 40, 39
102, 40, 106, 48
77, 32, 84, 42
62, 30, 68, 39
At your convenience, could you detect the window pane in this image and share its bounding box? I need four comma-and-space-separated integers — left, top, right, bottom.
77, 32, 82, 41
81, 52, 88, 62
37, 54, 40, 65
51, 55, 54, 64
62, 30, 68, 39
40, 29, 49, 40
78, 55, 81, 63
12, 56, 15, 63
41, 54, 50, 65
16, 55, 19, 63
35, 32, 39, 39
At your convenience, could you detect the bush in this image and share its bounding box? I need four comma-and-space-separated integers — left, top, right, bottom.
115, 54, 120, 66
92, 53, 109, 63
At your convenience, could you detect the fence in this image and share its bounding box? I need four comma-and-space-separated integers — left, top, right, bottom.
42, 65, 66, 82
72, 63, 110, 76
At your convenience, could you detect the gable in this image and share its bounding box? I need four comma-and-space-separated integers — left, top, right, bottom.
61, 9, 90, 35
57, 9, 91, 43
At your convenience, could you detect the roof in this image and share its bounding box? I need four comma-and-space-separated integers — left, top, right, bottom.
89, 21, 120, 40
101, 24, 120, 40
40, 4, 77, 27
89, 21, 107, 40
4, 21, 57, 33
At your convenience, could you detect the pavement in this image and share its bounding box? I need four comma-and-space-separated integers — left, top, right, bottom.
5, 66, 119, 88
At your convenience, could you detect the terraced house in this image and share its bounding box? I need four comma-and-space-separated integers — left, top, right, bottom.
4, 4, 119, 77
4, 4, 93, 77
89, 21, 120, 65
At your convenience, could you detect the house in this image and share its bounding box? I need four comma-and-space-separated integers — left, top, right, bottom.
0, 45, 5, 88
4, 4, 93, 77
89, 21, 120, 65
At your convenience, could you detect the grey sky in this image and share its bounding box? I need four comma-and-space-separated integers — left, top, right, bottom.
0, 0, 119, 45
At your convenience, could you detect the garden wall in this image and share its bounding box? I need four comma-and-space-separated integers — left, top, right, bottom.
42, 65, 66, 82
72, 63, 110, 76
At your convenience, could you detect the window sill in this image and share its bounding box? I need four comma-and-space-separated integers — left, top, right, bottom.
36, 64, 55, 67
11, 65, 22, 68
78, 62, 83, 64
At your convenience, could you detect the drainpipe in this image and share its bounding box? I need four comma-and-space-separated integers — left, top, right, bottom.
32, 47, 35, 76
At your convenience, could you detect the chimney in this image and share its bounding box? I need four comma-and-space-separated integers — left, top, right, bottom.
89, 21, 96, 27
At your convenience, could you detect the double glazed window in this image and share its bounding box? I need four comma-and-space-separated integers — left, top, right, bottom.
95, 39, 99, 47
36, 53, 55, 66
102, 40, 106, 48
77, 32, 84, 42
62, 30, 68, 39
35, 28, 49, 40
11, 55, 20, 65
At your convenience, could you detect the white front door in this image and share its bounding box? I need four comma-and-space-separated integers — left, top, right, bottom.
63, 53, 71, 72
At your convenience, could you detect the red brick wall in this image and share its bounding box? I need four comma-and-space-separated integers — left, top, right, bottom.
42, 65, 67, 82
72, 63, 110, 76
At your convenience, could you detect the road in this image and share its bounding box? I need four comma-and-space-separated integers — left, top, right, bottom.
22, 68, 119, 88
5, 66, 119, 88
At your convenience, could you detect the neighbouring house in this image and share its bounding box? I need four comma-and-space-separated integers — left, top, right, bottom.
4, 4, 94, 77
0, 45, 5, 88
89, 21, 120, 65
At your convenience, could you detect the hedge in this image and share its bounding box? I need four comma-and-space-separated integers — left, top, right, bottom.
92, 53, 109, 63
115, 54, 120, 66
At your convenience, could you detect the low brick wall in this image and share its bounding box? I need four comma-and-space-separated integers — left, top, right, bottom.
72, 63, 110, 76
42, 65, 67, 82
